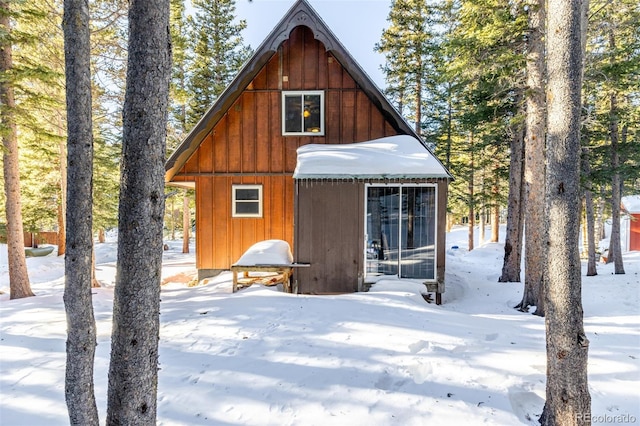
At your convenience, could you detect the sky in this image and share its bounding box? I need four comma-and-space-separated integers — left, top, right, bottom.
232, 0, 393, 88
1, 226, 638, 425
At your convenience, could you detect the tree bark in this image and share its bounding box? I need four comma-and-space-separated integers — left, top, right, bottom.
582, 147, 597, 276
468, 133, 474, 252
518, 0, 546, 315
182, 192, 190, 254
499, 101, 525, 283
540, 0, 591, 422
58, 133, 67, 257
1, 2, 34, 300
491, 186, 500, 243
62, 0, 99, 423
106, 0, 171, 422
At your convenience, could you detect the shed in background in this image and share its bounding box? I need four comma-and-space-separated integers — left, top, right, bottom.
621, 195, 640, 252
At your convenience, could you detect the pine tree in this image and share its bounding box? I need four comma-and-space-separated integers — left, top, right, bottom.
186, 0, 252, 128
62, 0, 99, 421
541, 0, 591, 421
106, 0, 171, 421
375, 0, 440, 137
1, 0, 35, 299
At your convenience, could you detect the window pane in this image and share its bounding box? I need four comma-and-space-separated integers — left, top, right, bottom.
400, 187, 436, 279
236, 188, 259, 201
303, 94, 321, 133
284, 95, 302, 133
366, 187, 400, 276
236, 202, 260, 215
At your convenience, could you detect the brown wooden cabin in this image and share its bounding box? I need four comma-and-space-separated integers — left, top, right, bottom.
164, 0, 453, 297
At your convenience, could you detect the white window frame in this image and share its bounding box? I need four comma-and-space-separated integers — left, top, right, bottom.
232, 184, 263, 218
282, 90, 325, 136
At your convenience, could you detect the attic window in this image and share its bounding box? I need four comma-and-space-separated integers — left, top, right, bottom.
282, 91, 324, 136
232, 185, 263, 218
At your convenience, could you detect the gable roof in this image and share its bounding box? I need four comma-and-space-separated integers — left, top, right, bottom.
165, 0, 452, 182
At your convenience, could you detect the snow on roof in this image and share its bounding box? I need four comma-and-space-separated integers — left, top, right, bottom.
622, 195, 640, 213
234, 239, 294, 266
293, 135, 450, 180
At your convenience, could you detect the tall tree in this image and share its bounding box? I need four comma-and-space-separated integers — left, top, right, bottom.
540, 0, 591, 422
499, 103, 525, 282
106, 0, 171, 422
62, 0, 98, 422
186, 0, 251, 127
375, 0, 439, 136
0, 0, 34, 299
518, 0, 546, 315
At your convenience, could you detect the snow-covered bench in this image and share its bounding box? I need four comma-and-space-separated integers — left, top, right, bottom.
231, 240, 308, 293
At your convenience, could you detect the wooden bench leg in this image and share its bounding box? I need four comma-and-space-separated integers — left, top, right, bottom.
232, 270, 238, 293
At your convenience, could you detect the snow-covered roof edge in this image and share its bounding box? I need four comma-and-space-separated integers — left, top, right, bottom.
293, 135, 452, 180
622, 195, 640, 213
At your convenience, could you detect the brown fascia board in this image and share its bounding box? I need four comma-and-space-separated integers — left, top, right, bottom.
165, 0, 453, 182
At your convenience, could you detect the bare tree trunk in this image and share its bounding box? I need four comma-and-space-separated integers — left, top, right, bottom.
540, 0, 591, 422
58, 134, 67, 257
170, 195, 176, 240
518, 0, 546, 315
91, 248, 100, 288
491, 185, 500, 243
98, 228, 105, 243
0, 4, 34, 300
499, 108, 525, 283
606, 30, 625, 274
595, 185, 606, 242
182, 192, 190, 254
582, 147, 597, 276
106, 0, 171, 422
479, 204, 485, 244
62, 0, 98, 422
468, 133, 474, 252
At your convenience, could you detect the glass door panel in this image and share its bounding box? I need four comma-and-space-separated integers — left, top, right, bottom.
400, 187, 436, 279
366, 187, 399, 276
366, 185, 436, 281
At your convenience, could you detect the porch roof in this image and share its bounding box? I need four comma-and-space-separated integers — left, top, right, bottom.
293, 135, 451, 180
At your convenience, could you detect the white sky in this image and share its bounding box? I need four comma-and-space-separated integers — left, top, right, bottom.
234, 0, 392, 88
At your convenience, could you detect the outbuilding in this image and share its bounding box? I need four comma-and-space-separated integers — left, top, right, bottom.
621, 195, 640, 252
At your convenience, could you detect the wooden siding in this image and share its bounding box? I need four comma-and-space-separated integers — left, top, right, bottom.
294, 182, 364, 293
631, 213, 640, 251
174, 26, 405, 271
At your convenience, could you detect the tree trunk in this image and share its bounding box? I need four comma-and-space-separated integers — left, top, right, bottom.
0, 4, 34, 300
98, 228, 105, 243
468, 133, 474, 252
91, 248, 101, 288
491, 186, 500, 243
499, 100, 525, 283
479, 204, 485, 244
170, 195, 176, 240
606, 30, 625, 274
58, 135, 67, 257
518, 0, 546, 315
540, 0, 591, 422
62, 0, 99, 423
582, 147, 597, 276
182, 192, 190, 254
106, 0, 171, 422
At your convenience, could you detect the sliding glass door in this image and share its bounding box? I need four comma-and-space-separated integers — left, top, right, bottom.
365, 185, 436, 281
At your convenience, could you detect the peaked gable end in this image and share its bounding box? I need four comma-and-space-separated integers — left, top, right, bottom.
166, 0, 452, 183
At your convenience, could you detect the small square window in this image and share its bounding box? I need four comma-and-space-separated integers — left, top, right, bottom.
282, 91, 324, 136
232, 185, 262, 218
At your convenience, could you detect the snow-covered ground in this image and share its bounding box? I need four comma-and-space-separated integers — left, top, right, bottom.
1, 226, 638, 425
